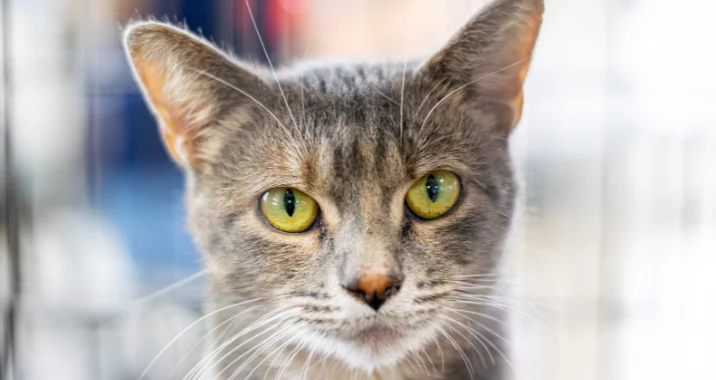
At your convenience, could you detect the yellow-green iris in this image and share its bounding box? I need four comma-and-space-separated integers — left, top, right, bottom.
260, 187, 318, 233
406, 171, 461, 220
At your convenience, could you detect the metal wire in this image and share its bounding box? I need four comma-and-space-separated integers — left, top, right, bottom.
1, 0, 20, 378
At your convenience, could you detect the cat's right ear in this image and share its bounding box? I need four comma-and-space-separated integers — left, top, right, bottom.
416, 0, 543, 134
123, 21, 268, 168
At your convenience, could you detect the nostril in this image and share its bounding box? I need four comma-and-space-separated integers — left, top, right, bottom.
383, 283, 400, 298
341, 275, 402, 311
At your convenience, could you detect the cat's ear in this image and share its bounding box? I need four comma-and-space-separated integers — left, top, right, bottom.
417, 0, 543, 133
123, 21, 268, 167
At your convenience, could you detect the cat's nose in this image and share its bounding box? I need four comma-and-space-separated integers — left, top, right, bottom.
341, 274, 402, 311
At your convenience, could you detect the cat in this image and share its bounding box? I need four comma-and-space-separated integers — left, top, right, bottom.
123, 0, 543, 378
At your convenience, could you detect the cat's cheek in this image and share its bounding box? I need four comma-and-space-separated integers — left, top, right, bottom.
404, 204, 471, 246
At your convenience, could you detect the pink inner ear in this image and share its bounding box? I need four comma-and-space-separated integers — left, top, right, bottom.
486, 18, 541, 129
134, 57, 197, 164
511, 91, 524, 127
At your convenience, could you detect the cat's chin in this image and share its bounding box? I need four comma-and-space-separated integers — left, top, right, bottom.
295, 322, 439, 372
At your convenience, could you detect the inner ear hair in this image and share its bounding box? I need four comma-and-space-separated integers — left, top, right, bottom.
123, 21, 269, 167
417, 0, 544, 133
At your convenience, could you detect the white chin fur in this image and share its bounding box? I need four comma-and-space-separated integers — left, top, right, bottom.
293, 324, 439, 372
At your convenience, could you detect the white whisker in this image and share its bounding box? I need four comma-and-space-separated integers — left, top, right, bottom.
448, 280, 505, 292
195, 307, 298, 380
428, 332, 445, 373
139, 297, 262, 380
221, 322, 294, 380
414, 77, 446, 118
244, 325, 305, 380
244, 0, 306, 154
453, 293, 551, 323
132, 270, 206, 306
443, 306, 507, 327
167, 304, 258, 379
449, 298, 551, 329
453, 273, 510, 279
274, 330, 313, 380
440, 314, 489, 368
373, 87, 399, 105
188, 68, 302, 156
445, 310, 514, 371
430, 321, 474, 378
418, 58, 529, 137
186, 304, 295, 380
300, 339, 317, 380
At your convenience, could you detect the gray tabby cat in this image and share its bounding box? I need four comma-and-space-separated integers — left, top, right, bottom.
123, 0, 543, 378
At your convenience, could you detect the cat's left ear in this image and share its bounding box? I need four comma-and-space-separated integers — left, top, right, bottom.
123, 21, 269, 168
417, 0, 544, 133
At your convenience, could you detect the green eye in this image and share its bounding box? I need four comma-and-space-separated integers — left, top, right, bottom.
260, 188, 318, 233
405, 171, 461, 220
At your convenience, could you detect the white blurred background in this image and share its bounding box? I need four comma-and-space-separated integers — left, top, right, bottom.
1, 0, 715, 379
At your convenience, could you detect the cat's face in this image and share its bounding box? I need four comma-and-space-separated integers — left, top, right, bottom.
124, 0, 542, 372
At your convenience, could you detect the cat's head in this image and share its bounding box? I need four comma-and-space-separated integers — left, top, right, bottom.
124, 0, 542, 372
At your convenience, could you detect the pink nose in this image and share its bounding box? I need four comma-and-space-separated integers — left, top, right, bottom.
342, 274, 402, 311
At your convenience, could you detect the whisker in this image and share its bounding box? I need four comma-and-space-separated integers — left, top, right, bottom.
300, 83, 307, 133
138, 297, 262, 380
298, 36, 314, 135
430, 322, 474, 378
452, 273, 510, 279
399, 60, 407, 141
186, 305, 296, 380
195, 308, 299, 380
439, 315, 489, 368
318, 351, 330, 380
444, 310, 514, 371
167, 304, 259, 379
442, 306, 507, 327
398, 8, 413, 142
132, 270, 206, 306
300, 339, 317, 380
416, 133, 459, 151
429, 333, 446, 373
244, 0, 306, 153
221, 322, 296, 380
417, 346, 437, 375
188, 68, 303, 157
452, 293, 551, 323
448, 280, 505, 291
373, 87, 399, 105
418, 58, 529, 137
414, 77, 446, 118
274, 331, 313, 380
188, 322, 280, 380
403, 349, 423, 375
449, 310, 510, 347
449, 298, 550, 328
245, 325, 305, 380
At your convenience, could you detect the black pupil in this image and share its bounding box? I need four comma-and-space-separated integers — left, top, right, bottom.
284, 189, 296, 216
426, 174, 440, 202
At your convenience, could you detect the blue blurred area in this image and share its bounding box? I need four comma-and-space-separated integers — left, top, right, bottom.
87, 89, 199, 283
85, 0, 274, 284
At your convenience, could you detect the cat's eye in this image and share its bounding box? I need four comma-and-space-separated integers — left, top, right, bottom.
260, 188, 318, 233
405, 171, 461, 220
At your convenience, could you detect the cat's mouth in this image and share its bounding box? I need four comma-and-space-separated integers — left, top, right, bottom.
308, 317, 438, 371
351, 324, 403, 345
316, 313, 402, 342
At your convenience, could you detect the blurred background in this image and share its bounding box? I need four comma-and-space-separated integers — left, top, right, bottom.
1, 0, 715, 379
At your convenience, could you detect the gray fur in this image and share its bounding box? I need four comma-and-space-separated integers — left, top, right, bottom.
123, 0, 543, 378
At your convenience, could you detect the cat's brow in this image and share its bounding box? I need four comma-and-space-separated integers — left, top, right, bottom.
239, 167, 309, 196
412, 154, 473, 180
